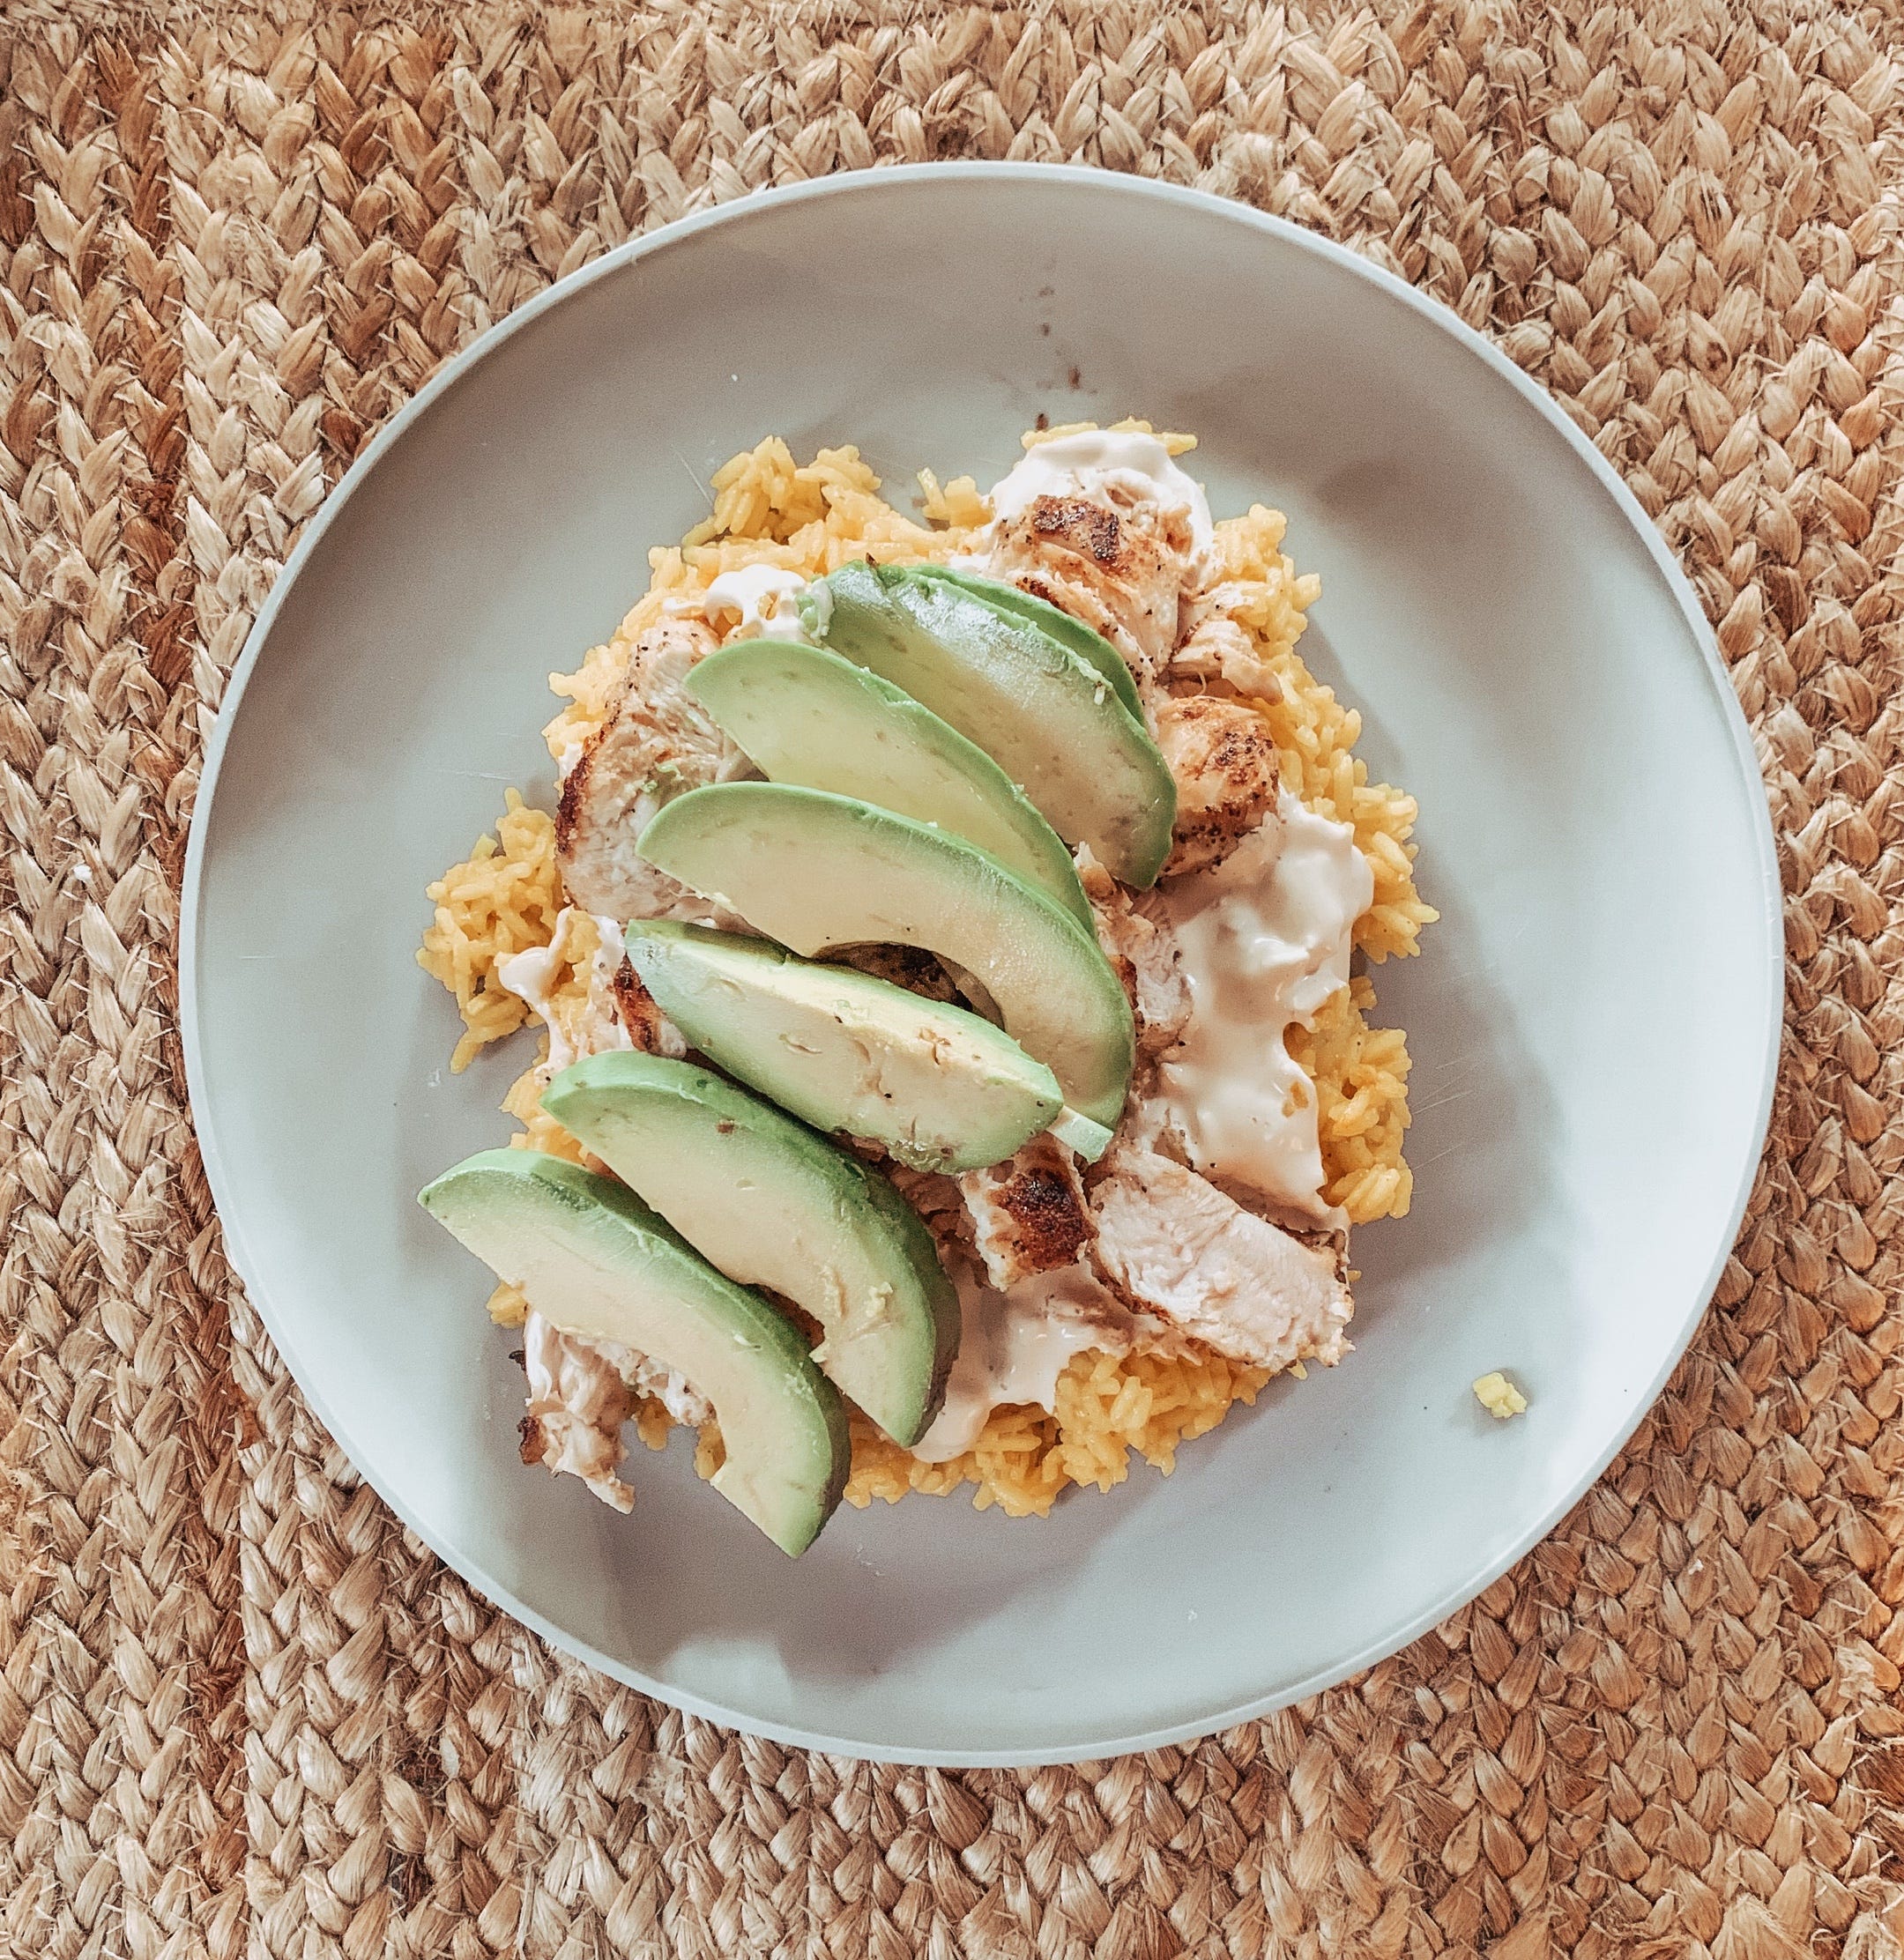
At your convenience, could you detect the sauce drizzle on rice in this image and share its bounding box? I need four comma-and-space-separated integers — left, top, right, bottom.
417, 425, 1437, 1518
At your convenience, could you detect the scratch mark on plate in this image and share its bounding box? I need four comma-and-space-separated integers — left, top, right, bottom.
674, 448, 710, 498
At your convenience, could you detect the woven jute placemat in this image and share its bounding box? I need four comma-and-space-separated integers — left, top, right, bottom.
4, 1, 1901, 1954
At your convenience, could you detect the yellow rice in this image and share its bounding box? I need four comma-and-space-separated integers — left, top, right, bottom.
417, 425, 1437, 1518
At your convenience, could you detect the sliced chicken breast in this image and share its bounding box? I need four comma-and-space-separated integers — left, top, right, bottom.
519, 1311, 714, 1514
519, 1312, 637, 1511
555, 617, 750, 918
1076, 847, 1190, 1058
1154, 695, 1281, 878
986, 488, 1199, 689
959, 1134, 1093, 1290
1088, 1145, 1353, 1371
1171, 584, 1287, 699
610, 957, 688, 1057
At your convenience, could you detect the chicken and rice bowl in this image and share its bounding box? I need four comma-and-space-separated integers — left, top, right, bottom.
417, 422, 1435, 1546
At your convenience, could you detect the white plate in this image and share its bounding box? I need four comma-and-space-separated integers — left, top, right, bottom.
182, 164, 1781, 1765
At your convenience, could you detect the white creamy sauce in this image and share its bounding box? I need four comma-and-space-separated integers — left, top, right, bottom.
589, 911, 625, 961
805, 578, 833, 638
911, 1263, 1132, 1463
495, 909, 632, 1074
587, 913, 629, 1009
673, 564, 809, 642
1151, 791, 1372, 1224
495, 940, 566, 1051
987, 429, 1216, 562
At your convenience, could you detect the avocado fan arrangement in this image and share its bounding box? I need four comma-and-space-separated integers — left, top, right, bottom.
420, 563, 1176, 1555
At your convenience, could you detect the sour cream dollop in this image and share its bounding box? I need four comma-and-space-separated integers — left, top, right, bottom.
674, 564, 809, 642
987, 429, 1216, 562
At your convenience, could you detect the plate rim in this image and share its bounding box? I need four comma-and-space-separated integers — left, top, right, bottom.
180, 160, 1786, 1766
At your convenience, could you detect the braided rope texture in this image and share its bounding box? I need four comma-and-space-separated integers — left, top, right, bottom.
2, 0, 1901, 1954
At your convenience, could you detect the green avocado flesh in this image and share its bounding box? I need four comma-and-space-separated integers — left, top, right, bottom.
542, 1052, 960, 1446
904, 565, 1145, 723
686, 639, 1090, 925
637, 783, 1135, 1128
621, 920, 1063, 1173
802, 561, 1177, 887
418, 1150, 848, 1556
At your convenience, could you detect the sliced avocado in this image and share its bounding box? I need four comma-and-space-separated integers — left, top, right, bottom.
802, 561, 1177, 887
686, 639, 1090, 925
623, 921, 1062, 1172
907, 566, 1144, 722
638, 783, 1135, 1127
1050, 1106, 1116, 1162
419, 1149, 848, 1555
543, 1052, 960, 1446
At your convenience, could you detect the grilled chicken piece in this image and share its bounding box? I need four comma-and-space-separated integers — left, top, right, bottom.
1076, 848, 1190, 1058
1170, 586, 1286, 699
622, 1348, 714, 1427
959, 1135, 1092, 1289
610, 958, 688, 1057
555, 617, 750, 917
1155, 695, 1281, 878
1088, 1145, 1353, 1371
519, 1312, 637, 1511
987, 488, 1200, 689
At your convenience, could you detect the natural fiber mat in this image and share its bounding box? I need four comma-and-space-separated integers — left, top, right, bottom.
3, 0, 1901, 1953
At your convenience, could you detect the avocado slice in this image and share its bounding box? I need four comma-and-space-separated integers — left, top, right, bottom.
686, 639, 1090, 925
638, 783, 1135, 1128
623, 920, 1063, 1172
542, 1052, 960, 1445
802, 561, 1177, 887
419, 1150, 848, 1555
906, 566, 1144, 723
